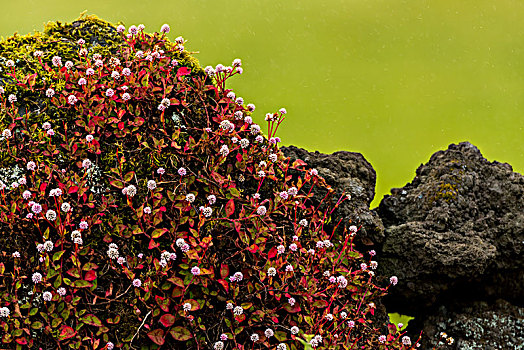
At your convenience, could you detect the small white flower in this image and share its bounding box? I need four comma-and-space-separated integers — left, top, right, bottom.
264, 328, 274, 338
267, 267, 276, 277
290, 326, 299, 335
186, 193, 195, 203
233, 306, 243, 315
250, 333, 259, 342
183, 302, 192, 312
43, 240, 54, 252
43, 291, 52, 301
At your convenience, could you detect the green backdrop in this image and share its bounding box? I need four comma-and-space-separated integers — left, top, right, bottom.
1, 0, 522, 207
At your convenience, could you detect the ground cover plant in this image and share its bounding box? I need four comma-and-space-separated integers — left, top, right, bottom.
0, 15, 453, 349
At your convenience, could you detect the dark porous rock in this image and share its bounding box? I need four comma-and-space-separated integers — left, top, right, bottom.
281, 145, 385, 246
376, 142, 524, 316
418, 299, 524, 350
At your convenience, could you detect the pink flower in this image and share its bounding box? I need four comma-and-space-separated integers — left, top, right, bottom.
191, 266, 201, 276
348, 320, 355, 328
285, 265, 293, 272
204, 66, 215, 76
82, 159, 92, 169
8, 94, 17, 103
279, 107, 287, 114
220, 334, 227, 341
111, 70, 120, 79
65, 61, 73, 69
129, 25, 138, 35
31, 203, 42, 214
157, 167, 165, 175
289, 243, 298, 252
6, 60, 14, 67
144, 206, 151, 214
78, 78, 87, 86
27, 161, 36, 170
390, 276, 398, 286
52, 56, 62, 67
43, 291, 52, 301
178, 167, 187, 176
132, 279, 142, 287
86, 68, 95, 76
379, 335, 386, 343
43, 88, 54, 98
122, 68, 131, 76
79, 221, 89, 230
161, 24, 170, 33
369, 250, 376, 256
233, 58, 242, 67
116, 25, 125, 33
402, 336, 411, 346
256, 205, 267, 216
288, 297, 296, 306
23, 190, 32, 199
67, 95, 78, 105
105, 88, 115, 98
122, 93, 131, 101
32, 272, 42, 284
57, 287, 66, 296
46, 129, 54, 136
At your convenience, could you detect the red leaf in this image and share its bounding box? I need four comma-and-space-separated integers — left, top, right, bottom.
247, 244, 258, 253
117, 109, 125, 119
149, 239, 160, 249
220, 263, 229, 279
40, 182, 47, 192
84, 270, 97, 281
225, 199, 235, 217
217, 279, 229, 292
68, 186, 79, 194
147, 329, 165, 345
118, 122, 125, 130
268, 247, 277, 259
170, 326, 192, 341
176, 67, 191, 77
15, 337, 28, 345
284, 303, 301, 313
159, 314, 175, 327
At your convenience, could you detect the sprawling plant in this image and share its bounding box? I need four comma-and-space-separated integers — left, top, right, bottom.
0, 16, 426, 349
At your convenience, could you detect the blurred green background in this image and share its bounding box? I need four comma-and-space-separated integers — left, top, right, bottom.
1, 0, 522, 208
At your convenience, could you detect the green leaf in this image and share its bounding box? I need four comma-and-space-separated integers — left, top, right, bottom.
147, 329, 165, 345
72, 280, 92, 288
81, 314, 102, 327
169, 326, 191, 341
31, 321, 43, 330
152, 228, 168, 239
52, 250, 65, 261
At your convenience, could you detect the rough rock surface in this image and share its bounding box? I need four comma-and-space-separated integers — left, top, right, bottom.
418, 299, 524, 350
281, 145, 385, 246
376, 141, 524, 323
